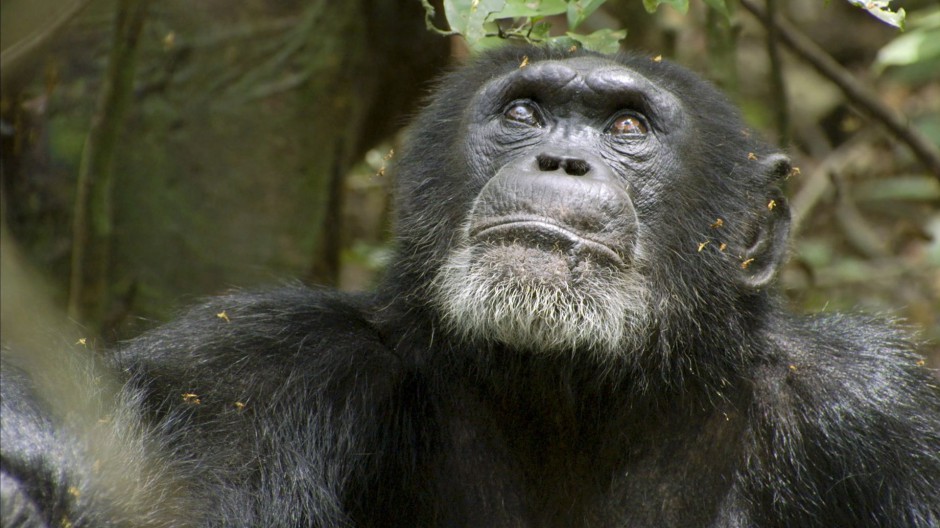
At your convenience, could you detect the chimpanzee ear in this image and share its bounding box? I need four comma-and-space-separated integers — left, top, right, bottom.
738, 154, 792, 289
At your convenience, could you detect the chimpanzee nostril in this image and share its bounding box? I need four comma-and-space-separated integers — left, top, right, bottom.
537, 154, 561, 172
536, 154, 591, 176
562, 158, 590, 176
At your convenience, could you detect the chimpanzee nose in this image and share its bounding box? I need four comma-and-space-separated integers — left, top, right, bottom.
536, 154, 591, 177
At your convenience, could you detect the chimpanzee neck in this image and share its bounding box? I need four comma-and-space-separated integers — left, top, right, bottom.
373, 293, 764, 408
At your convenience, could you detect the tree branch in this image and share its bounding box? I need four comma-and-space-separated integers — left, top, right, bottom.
68, 0, 150, 330
740, 0, 940, 178
763, 0, 790, 146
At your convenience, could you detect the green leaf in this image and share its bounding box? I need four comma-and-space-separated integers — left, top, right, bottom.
875, 26, 940, 69
495, 0, 567, 19
550, 35, 582, 50
844, 0, 905, 29
528, 20, 553, 40
873, 10, 940, 81
566, 0, 607, 30
642, 0, 689, 14
442, 0, 506, 45
565, 28, 627, 54
474, 35, 513, 50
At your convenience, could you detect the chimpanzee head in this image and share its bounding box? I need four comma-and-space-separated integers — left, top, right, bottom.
386, 45, 791, 362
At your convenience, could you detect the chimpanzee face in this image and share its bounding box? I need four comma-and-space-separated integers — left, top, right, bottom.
428, 53, 789, 357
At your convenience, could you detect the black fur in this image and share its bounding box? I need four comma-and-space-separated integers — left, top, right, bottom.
3, 45, 939, 527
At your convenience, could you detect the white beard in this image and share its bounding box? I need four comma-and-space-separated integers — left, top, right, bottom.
432, 241, 650, 357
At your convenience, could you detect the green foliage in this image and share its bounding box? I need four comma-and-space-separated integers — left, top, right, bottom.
639, 0, 731, 16
564, 28, 627, 54
496, 0, 567, 18
874, 8, 940, 83
642, 0, 688, 15
567, 0, 607, 29
422, 0, 626, 53
435, 0, 503, 45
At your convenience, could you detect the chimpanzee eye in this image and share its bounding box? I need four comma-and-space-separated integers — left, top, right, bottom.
608, 114, 648, 136
504, 101, 541, 127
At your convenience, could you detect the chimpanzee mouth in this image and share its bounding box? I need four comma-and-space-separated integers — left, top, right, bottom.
470, 217, 627, 269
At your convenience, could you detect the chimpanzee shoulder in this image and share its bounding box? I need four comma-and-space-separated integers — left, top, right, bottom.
745, 313, 940, 525
102, 285, 421, 525
114, 285, 401, 416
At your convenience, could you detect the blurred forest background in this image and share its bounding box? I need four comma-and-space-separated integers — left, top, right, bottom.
1, 0, 938, 365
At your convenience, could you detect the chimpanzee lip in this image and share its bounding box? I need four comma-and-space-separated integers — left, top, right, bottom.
470, 217, 627, 269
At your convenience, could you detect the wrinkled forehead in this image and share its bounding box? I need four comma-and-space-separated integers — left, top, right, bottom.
475, 55, 683, 127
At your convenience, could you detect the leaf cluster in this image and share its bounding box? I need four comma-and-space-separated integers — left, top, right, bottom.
422, 0, 627, 53
423, 0, 908, 54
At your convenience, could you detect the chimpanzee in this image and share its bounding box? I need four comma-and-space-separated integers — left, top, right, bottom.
2, 45, 939, 528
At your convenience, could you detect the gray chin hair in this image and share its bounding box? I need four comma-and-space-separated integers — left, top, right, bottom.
432, 241, 650, 357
